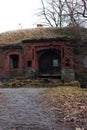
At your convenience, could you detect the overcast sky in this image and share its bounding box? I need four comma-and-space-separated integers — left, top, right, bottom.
0, 0, 42, 33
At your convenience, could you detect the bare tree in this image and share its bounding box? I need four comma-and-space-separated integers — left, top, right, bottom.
37, 0, 87, 27
64, 0, 87, 27
64, 0, 79, 26
38, 0, 67, 27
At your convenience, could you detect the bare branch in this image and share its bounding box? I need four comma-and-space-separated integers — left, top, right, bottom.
77, 0, 87, 18
36, 0, 87, 27
41, 0, 54, 27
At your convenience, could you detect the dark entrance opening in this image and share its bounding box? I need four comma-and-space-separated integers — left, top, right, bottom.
10, 54, 19, 69
38, 50, 61, 77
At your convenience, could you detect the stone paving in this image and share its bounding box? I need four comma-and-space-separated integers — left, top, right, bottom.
0, 88, 75, 130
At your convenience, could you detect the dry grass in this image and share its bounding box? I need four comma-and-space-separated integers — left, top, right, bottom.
41, 86, 87, 127
0, 27, 87, 46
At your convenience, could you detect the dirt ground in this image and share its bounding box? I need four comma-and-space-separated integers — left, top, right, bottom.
0, 88, 78, 130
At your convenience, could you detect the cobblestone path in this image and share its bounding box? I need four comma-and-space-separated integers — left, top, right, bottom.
0, 88, 75, 130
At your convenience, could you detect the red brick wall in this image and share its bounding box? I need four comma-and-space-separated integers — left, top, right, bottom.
0, 48, 24, 78
0, 41, 75, 78
22, 41, 74, 77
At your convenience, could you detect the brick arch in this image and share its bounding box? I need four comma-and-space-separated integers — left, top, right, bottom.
8, 52, 21, 69
7, 51, 23, 76
38, 49, 61, 76
9, 54, 19, 69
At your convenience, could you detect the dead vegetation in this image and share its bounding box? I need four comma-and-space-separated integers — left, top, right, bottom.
40, 87, 87, 128
0, 78, 61, 88
0, 27, 87, 45
0, 78, 81, 88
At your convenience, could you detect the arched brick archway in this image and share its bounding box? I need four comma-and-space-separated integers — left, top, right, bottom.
38, 49, 61, 76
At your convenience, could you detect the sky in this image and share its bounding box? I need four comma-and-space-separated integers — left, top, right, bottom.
0, 0, 42, 33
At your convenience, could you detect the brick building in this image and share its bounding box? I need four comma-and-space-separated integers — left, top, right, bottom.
0, 27, 87, 81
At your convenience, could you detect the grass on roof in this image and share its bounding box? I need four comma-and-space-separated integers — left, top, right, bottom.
0, 27, 87, 46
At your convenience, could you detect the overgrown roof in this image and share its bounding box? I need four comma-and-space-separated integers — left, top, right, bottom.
0, 27, 87, 46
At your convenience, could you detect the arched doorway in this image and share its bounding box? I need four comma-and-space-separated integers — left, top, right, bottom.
38, 50, 61, 76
